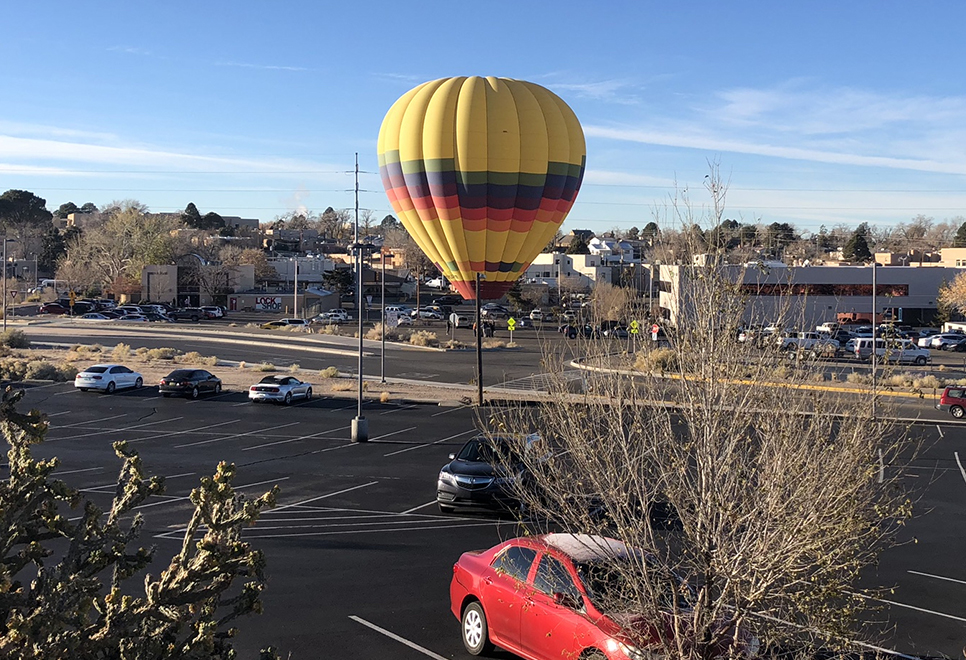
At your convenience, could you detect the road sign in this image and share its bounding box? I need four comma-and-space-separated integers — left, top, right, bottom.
629, 319, 639, 334
10, 290, 18, 300
386, 310, 399, 328
651, 323, 659, 341
507, 317, 516, 331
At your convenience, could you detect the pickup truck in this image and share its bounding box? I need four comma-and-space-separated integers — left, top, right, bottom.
776, 331, 840, 356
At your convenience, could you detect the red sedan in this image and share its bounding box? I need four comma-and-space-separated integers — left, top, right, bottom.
449, 533, 754, 660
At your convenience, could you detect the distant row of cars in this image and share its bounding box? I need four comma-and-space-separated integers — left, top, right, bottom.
40, 300, 226, 323
73, 364, 311, 404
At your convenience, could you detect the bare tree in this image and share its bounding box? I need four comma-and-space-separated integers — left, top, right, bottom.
485, 171, 916, 659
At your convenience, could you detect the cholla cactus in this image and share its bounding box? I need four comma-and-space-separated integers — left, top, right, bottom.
0, 386, 280, 659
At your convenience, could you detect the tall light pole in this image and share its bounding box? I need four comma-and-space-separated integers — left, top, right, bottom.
380, 247, 387, 383
871, 262, 879, 421
475, 272, 484, 406
2, 239, 15, 332
351, 153, 368, 443
293, 257, 299, 319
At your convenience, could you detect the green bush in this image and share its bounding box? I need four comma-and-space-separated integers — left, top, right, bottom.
0, 330, 30, 349
25, 360, 76, 382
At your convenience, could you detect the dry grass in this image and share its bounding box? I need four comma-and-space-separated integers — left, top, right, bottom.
408, 330, 439, 347
254, 362, 277, 372
319, 367, 340, 378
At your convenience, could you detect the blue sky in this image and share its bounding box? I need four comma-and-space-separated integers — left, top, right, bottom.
3, 1, 966, 235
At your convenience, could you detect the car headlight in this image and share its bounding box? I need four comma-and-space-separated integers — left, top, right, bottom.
438, 470, 457, 486
605, 639, 645, 660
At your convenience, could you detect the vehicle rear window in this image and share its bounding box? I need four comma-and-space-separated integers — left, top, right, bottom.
85, 367, 108, 373
947, 389, 965, 399
492, 546, 536, 582
167, 370, 194, 379
258, 376, 282, 384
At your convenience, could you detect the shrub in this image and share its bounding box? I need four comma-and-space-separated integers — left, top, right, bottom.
145, 347, 179, 361
912, 375, 941, 390
255, 362, 277, 372
483, 339, 507, 349
288, 363, 300, 373
331, 381, 353, 391
25, 360, 76, 382
112, 343, 131, 361
379, 391, 391, 403
634, 347, 678, 372
0, 330, 30, 349
365, 323, 399, 341
316, 324, 343, 336
179, 351, 218, 366
408, 330, 439, 347
846, 372, 871, 385
443, 339, 466, 349
319, 367, 340, 379
0, 359, 28, 381
238, 361, 247, 369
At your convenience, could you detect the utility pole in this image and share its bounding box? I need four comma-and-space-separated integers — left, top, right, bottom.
475, 273, 483, 406
352, 153, 368, 443
381, 247, 386, 383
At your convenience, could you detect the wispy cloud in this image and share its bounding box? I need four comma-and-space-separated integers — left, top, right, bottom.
107, 45, 151, 56
214, 61, 309, 72
586, 81, 966, 176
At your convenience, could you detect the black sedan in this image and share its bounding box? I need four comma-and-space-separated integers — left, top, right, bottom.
158, 369, 222, 398
436, 434, 545, 514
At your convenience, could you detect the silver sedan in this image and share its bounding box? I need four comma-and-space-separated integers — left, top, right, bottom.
248, 375, 313, 405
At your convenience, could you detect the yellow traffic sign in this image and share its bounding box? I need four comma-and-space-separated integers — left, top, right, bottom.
507, 317, 517, 330
629, 320, 640, 334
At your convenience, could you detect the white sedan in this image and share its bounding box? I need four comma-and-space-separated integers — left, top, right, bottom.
75, 364, 144, 393
248, 375, 313, 405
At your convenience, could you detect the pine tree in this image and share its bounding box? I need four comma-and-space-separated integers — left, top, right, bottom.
842, 223, 872, 262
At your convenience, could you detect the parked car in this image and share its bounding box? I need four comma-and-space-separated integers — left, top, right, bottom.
116, 314, 149, 323
159, 369, 223, 399
936, 386, 966, 418
74, 364, 143, 393
39, 302, 69, 315
433, 295, 463, 306
425, 276, 448, 289
248, 375, 313, 404
141, 312, 173, 322
875, 339, 931, 365
529, 309, 544, 321
410, 307, 444, 320
261, 318, 311, 329
79, 313, 112, 321
437, 434, 545, 514
450, 533, 756, 659
170, 307, 208, 322
200, 306, 225, 318
313, 309, 349, 323
930, 333, 965, 350
916, 329, 941, 347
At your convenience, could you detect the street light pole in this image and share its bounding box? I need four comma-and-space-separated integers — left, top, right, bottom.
380, 248, 386, 383
293, 257, 299, 319
871, 262, 878, 421
475, 272, 484, 406
351, 153, 368, 443
2, 239, 13, 332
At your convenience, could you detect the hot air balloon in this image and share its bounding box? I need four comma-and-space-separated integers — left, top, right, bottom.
377, 76, 585, 300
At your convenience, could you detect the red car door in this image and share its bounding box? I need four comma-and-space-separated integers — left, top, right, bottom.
479, 545, 537, 654
521, 552, 599, 659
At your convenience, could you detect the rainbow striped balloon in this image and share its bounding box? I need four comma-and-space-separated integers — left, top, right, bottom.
378, 76, 585, 300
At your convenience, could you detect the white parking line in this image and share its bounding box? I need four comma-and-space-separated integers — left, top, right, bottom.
852, 591, 966, 622
174, 421, 301, 448
134, 476, 289, 511
380, 404, 418, 415
431, 406, 468, 416
348, 615, 449, 660
51, 416, 185, 441
45, 410, 72, 417
56, 466, 103, 476
270, 482, 378, 513
127, 419, 241, 444
384, 429, 476, 457
401, 501, 437, 514
955, 451, 966, 485
937, 424, 944, 438
909, 569, 966, 585
368, 426, 417, 442
240, 520, 501, 539
242, 425, 346, 451
50, 413, 127, 428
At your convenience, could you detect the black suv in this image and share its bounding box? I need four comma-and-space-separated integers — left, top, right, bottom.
169, 307, 207, 322
433, 295, 463, 306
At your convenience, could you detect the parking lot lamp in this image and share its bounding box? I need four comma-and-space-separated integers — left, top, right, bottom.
476, 273, 483, 406
871, 261, 879, 421
381, 248, 386, 383
351, 153, 368, 443
2, 238, 16, 332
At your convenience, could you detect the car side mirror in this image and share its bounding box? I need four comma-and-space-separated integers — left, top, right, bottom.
553, 593, 580, 610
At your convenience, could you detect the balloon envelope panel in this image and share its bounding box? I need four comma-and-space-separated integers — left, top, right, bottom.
378, 76, 585, 300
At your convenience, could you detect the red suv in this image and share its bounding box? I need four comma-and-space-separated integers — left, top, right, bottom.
936, 387, 966, 418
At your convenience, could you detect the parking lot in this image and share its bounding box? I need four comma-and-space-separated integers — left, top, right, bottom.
12, 374, 966, 658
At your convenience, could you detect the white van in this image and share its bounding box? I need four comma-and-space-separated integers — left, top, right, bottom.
853, 338, 930, 365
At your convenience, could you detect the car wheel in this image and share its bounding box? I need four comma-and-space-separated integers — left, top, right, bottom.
915, 356, 927, 365
952, 406, 965, 419
106, 381, 116, 394
283, 392, 292, 405
304, 387, 312, 400
191, 315, 199, 322
134, 377, 142, 389
461, 602, 492, 656
79, 388, 88, 392
191, 387, 200, 399
162, 393, 171, 398
214, 383, 222, 394
941, 344, 949, 351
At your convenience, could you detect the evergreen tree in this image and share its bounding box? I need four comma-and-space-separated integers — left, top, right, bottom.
953, 221, 966, 248
842, 223, 873, 262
